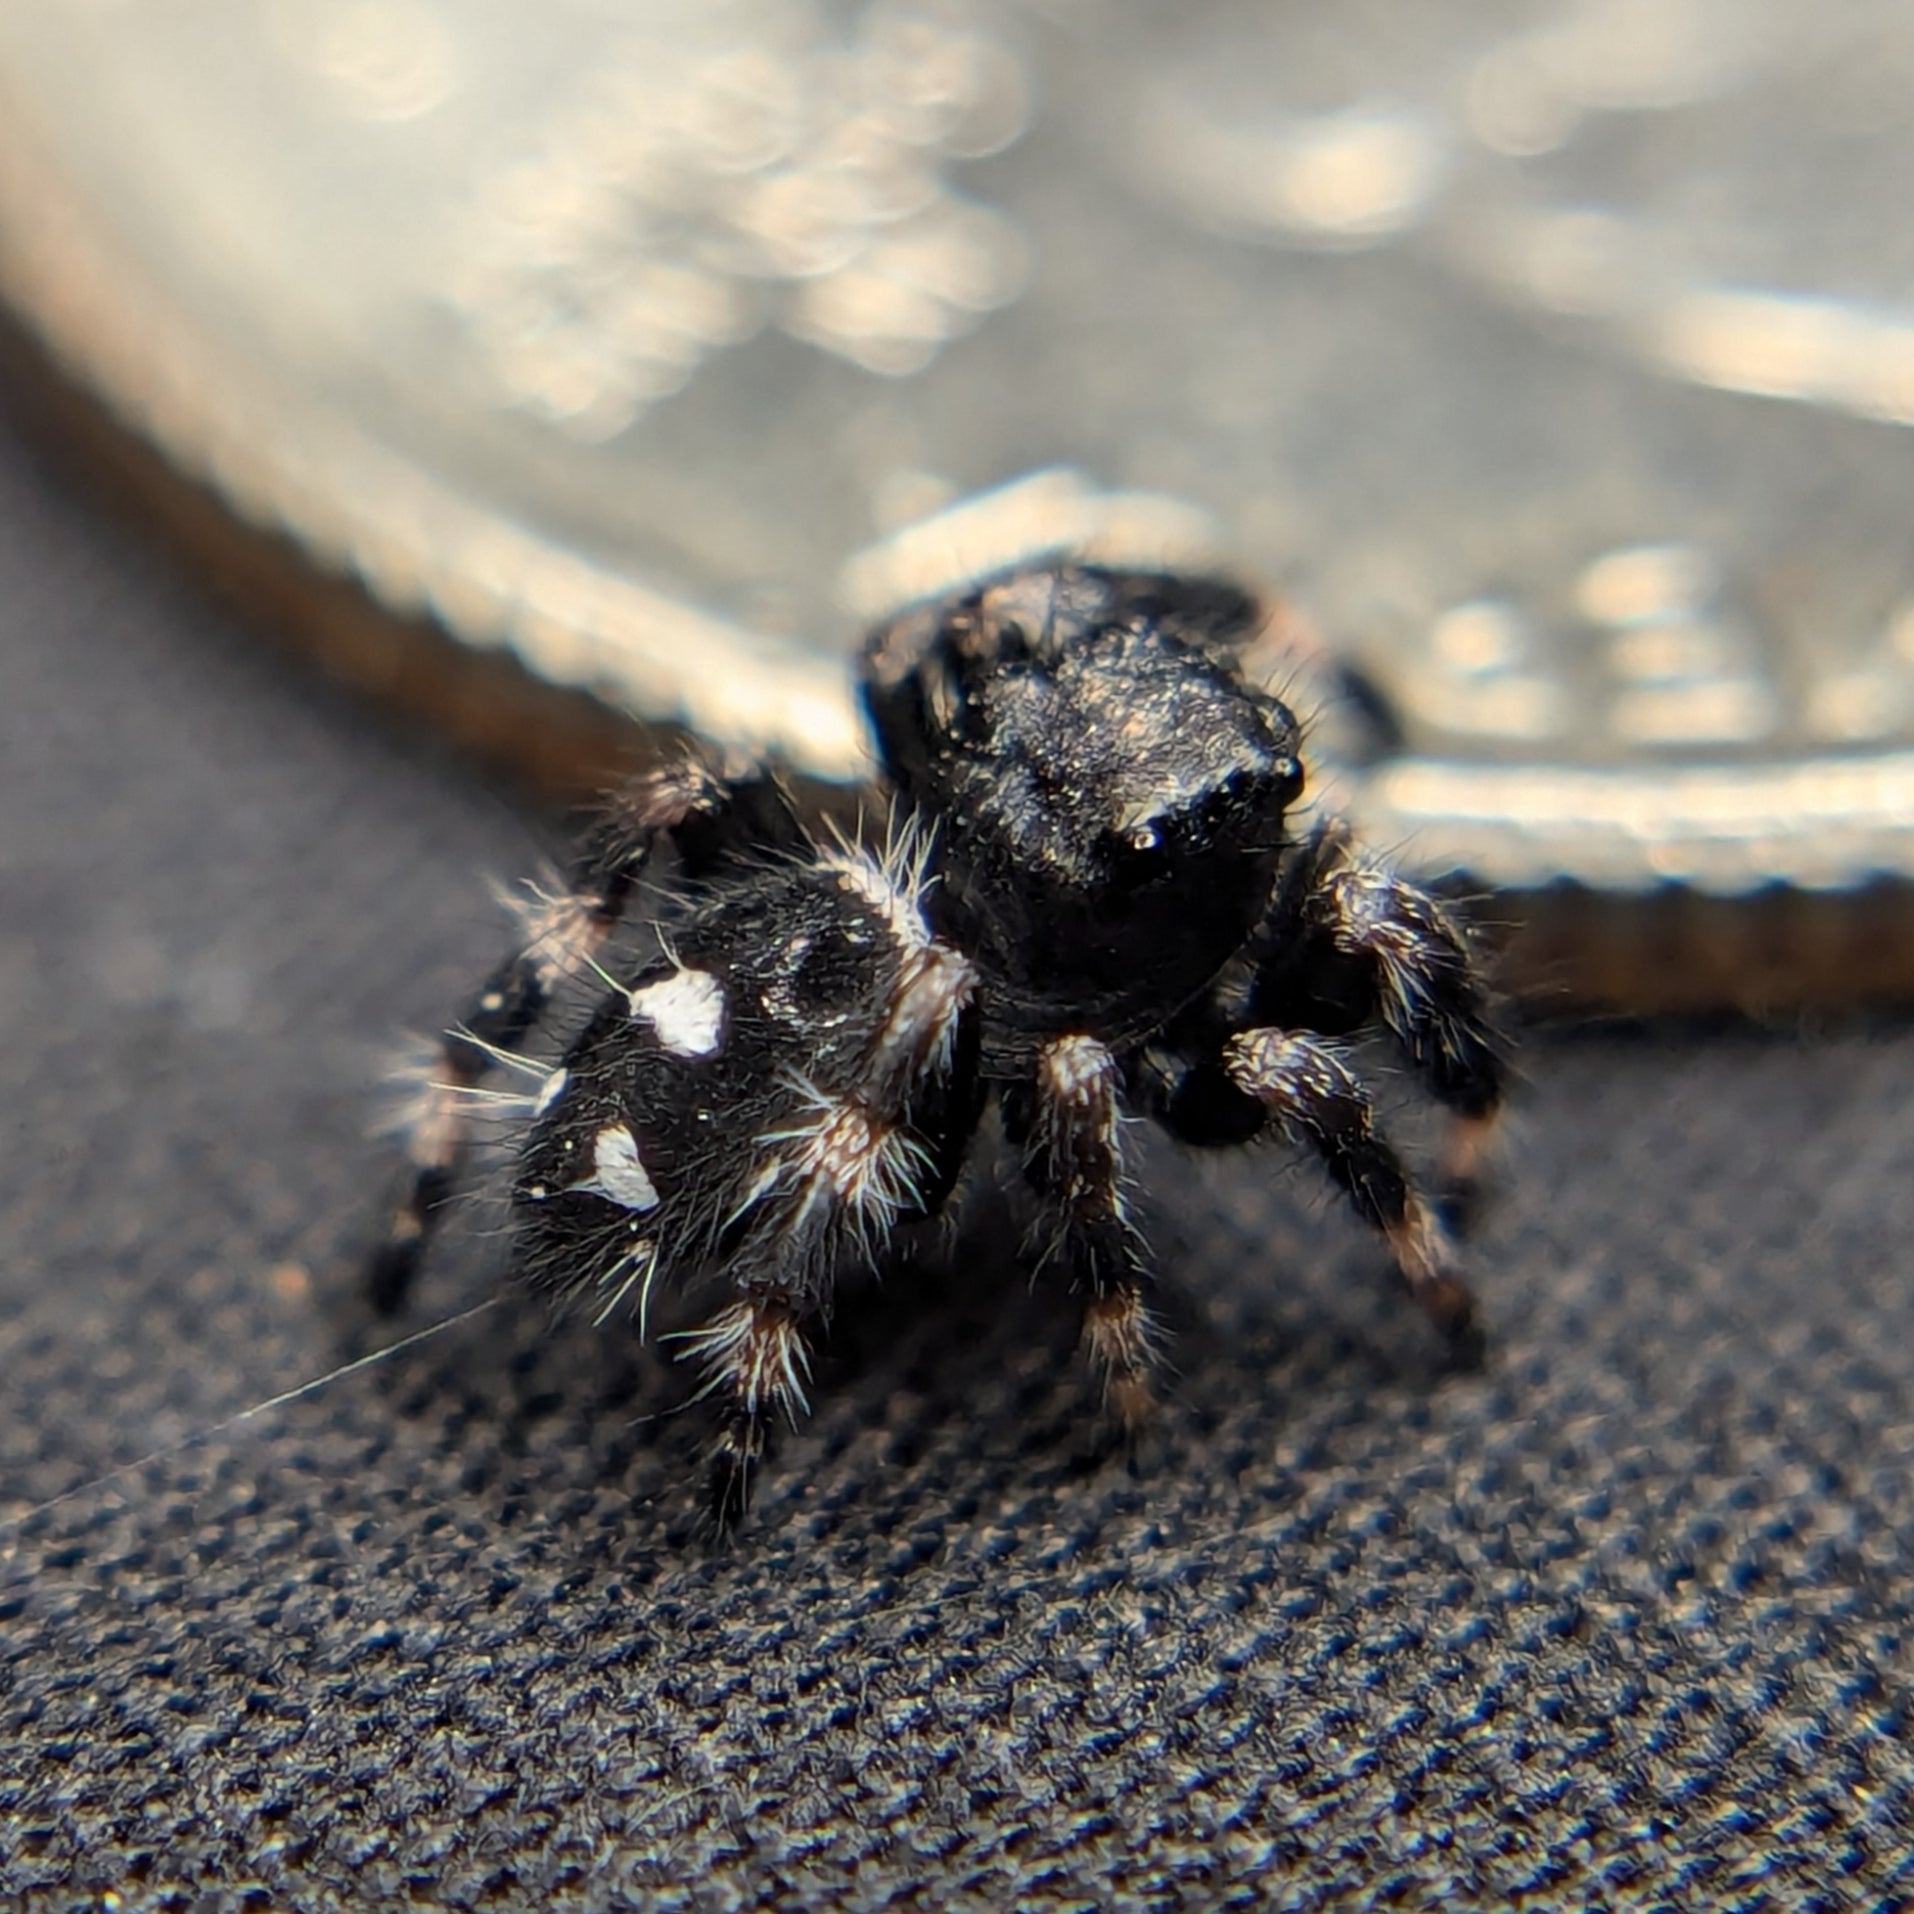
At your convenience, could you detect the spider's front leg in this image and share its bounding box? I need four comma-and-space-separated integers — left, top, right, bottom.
1003, 1035, 1162, 1431
1251, 823, 1505, 1213
368, 750, 799, 1314
689, 925, 984, 1531
1228, 1030, 1479, 1355
1142, 1026, 1481, 1359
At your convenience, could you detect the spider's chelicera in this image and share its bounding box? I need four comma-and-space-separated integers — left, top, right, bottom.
370, 566, 1504, 1525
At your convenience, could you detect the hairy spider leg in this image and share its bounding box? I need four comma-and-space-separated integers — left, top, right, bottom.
679, 1290, 816, 1533
1002, 1033, 1163, 1432
679, 897, 982, 1530
368, 753, 799, 1314
1249, 821, 1505, 1219
1194, 1027, 1482, 1359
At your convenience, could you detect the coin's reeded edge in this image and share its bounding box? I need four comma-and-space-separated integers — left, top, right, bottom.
0, 304, 669, 807
1355, 753, 1914, 895
1480, 879, 1914, 1019
0, 84, 868, 780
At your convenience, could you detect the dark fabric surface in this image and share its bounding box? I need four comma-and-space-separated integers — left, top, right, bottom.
2, 408, 1911, 1914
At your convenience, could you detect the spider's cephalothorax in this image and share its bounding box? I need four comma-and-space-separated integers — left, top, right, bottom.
370, 566, 1505, 1527
863, 568, 1304, 1066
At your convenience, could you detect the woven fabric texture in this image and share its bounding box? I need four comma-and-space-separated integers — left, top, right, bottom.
1, 415, 1911, 1912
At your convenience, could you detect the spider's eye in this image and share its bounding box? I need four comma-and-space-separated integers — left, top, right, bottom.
1102, 820, 1175, 892
1184, 768, 1261, 840
1204, 758, 1303, 831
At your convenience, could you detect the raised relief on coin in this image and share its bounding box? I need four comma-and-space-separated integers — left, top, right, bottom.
442, 2, 1029, 442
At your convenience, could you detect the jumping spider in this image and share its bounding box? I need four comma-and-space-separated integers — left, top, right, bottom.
371, 566, 1504, 1526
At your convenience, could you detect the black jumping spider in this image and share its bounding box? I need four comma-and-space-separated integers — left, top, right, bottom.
370, 566, 1504, 1525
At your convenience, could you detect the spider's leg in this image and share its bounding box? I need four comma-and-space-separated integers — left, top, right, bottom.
680, 1288, 820, 1534
1204, 1026, 1480, 1360
538, 833, 979, 1532
1003, 1034, 1161, 1431
699, 949, 982, 1528
369, 751, 797, 1314
1252, 821, 1505, 1215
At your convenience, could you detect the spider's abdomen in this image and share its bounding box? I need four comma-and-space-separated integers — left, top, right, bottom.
508, 845, 982, 1325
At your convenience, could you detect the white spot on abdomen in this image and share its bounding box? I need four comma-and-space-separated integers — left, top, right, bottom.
533, 1066, 569, 1116
573, 1124, 661, 1211
629, 968, 725, 1058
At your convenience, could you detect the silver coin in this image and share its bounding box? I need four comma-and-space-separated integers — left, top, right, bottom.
3, 2, 1913, 1004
